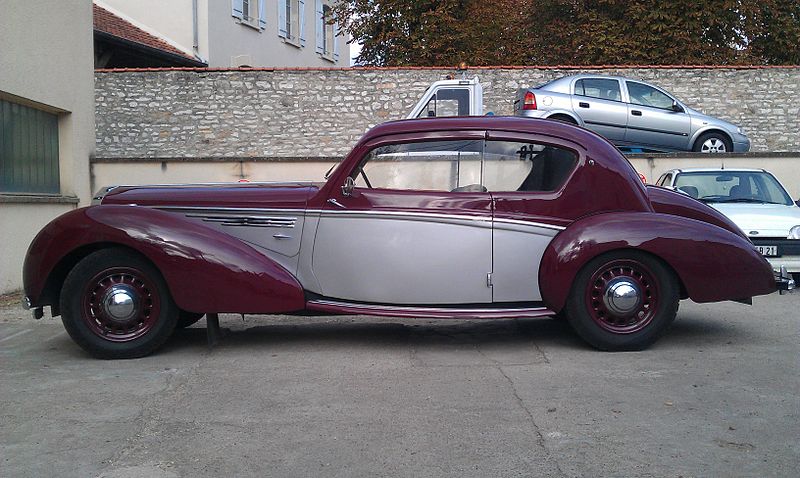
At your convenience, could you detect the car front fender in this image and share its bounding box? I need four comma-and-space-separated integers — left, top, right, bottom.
539, 212, 776, 312
23, 206, 305, 314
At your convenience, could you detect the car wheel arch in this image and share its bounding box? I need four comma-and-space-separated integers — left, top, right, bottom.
37, 242, 144, 317
547, 113, 580, 125
691, 128, 733, 151
540, 245, 688, 313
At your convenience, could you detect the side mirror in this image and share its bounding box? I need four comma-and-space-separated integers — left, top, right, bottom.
342, 176, 355, 197
672, 100, 684, 113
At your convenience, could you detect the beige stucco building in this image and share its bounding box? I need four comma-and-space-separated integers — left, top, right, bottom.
0, 0, 96, 294
96, 0, 347, 67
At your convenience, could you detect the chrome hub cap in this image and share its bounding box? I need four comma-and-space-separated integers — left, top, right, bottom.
586, 259, 660, 334
602, 278, 642, 316
102, 285, 138, 322
82, 267, 161, 342
701, 138, 727, 153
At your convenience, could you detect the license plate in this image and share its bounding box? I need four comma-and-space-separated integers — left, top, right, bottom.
756, 245, 778, 257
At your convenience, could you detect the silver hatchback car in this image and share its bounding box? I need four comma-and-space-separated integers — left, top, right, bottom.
514, 75, 750, 153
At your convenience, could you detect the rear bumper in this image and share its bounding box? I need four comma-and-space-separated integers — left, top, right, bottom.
765, 256, 800, 274
775, 266, 795, 294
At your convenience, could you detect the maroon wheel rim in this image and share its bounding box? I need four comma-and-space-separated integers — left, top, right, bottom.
81, 267, 161, 342
585, 259, 659, 334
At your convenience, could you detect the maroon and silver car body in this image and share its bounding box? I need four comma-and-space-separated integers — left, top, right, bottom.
22, 117, 790, 357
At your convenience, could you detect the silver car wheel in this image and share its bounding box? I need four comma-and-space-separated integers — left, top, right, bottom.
701, 138, 727, 153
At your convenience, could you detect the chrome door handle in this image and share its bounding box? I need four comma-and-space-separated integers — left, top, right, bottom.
272, 234, 292, 240
327, 198, 347, 209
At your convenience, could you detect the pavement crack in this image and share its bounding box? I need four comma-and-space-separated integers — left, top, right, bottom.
516, 318, 551, 364
497, 365, 567, 478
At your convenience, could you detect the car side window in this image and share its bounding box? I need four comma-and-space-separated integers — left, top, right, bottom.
416, 88, 471, 118
574, 78, 621, 102
355, 139, 484, 192
626, 82, 674, 110
657, 173, 672, 187
483, 140, 578, 193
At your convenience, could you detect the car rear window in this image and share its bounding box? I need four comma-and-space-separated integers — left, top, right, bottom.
575, 78, 621, 102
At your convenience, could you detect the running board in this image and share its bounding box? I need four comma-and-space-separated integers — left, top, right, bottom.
305, 299, 555, 319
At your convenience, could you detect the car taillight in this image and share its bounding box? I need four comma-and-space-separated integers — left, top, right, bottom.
523, 91, 537, 110
639, 173, 647, 184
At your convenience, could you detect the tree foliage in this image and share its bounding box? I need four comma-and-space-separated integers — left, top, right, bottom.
332, 0, 800, 66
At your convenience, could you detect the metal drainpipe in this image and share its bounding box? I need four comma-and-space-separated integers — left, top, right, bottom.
192, 0, 199, 52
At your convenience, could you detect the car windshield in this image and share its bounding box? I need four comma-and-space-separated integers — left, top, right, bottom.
674, 171, 793, 205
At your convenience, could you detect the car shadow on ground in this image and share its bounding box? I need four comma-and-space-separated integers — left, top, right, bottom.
161, 313, 739, 356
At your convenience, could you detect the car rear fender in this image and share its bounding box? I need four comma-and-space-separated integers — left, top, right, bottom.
539, 212, 776, 312
23, 206, 305, 314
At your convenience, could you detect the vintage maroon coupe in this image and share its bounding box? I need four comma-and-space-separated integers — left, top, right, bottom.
23, 117, 792, 358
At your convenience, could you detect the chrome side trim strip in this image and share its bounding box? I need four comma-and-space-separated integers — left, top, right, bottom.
152, 206, 566, 231
185, 213, 297, 228
307, 299, 549, 314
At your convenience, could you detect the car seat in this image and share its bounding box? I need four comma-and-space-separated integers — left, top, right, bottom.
678, 185, 699, 198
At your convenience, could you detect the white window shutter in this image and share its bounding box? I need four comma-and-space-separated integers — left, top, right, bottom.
258, 0, 266, 29
232, 0, 244, 19
278, 0, 288, 38
298, 0, 306, 46
315, 0, 324, 54
333, 24, 340, 61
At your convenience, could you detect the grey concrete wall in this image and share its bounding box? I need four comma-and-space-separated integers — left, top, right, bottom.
95, 67, 800, 160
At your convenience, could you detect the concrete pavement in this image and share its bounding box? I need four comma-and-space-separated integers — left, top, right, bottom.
1, 294, 798, 477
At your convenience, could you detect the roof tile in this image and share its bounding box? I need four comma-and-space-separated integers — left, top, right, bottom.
93, 3, 197, 62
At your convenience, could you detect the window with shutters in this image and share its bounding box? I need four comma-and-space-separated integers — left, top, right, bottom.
232, 0, 265, 30
279, 0, 304, 47
0, 99, 60, 194
316, 0, 337, 62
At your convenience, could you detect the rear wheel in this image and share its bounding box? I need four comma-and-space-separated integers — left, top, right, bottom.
549, 114, 578, 124
565, 251, 679, 351
60, 248, 178, 359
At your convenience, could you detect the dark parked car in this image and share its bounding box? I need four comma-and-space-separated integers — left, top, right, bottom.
23, 117, 790, 358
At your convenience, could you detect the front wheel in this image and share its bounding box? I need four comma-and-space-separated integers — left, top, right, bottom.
693, 132, 732, 153
60, 248, 179, 359
564, 251, 679, 351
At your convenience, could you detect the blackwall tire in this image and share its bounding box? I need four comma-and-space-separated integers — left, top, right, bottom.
693, 132, 732, 153
60, 248, 178, 359
565, 251, 679, 351
177, 311, 205, 329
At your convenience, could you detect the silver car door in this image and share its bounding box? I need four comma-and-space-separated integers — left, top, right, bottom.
571, 78, 628, 142
311, 136, 494, 305
624, 81, 691, 150
483, 134, 579, 303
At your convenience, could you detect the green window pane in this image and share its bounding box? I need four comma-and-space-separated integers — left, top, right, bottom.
0, 99, 60, 194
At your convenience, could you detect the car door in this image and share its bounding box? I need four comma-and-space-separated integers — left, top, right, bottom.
571, 78, 628, 142
624, 81, 691, 150
483, 133, 580, 303
311, 132, 494, 305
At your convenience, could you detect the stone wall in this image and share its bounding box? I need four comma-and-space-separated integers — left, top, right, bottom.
95, 66, 800, 159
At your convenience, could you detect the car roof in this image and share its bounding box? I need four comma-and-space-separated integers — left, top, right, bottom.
553, 74, 649, 82
362, 116, 601, 151
667, 168, 768, 174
